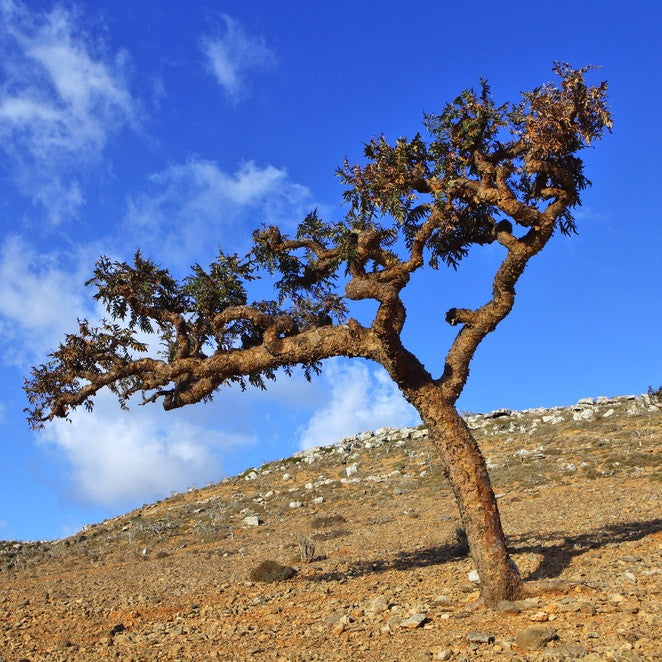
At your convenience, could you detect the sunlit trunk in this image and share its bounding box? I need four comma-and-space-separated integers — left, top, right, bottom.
410, 385, 523, 606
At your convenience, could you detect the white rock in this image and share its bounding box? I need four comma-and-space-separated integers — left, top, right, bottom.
312, 496, 324, 505
289, 501, 302, 509
242, 515, 261, 527
345, 463, 359, 477
468, 569, 481, 584
244, 471, 258, 481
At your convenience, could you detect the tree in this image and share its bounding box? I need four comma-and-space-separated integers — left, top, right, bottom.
25, 64, 611, 606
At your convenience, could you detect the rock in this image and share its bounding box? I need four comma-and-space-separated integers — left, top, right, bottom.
467, 631, 494, 644
515, 626, 558, 651
496, 600, 521, 614
468, 569, 481, 584
365, 595, 389, 614
400, 613, 428, 628
345, 463, 359, 477
487, 408, 512, 418
430, 649, 452, 661
242, 516, 261, 527
331, 621, 345, 635
530, 611, 549, 622
288, 501, 302, 509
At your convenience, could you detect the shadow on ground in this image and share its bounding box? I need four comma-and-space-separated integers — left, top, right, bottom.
308, 518, 662, 584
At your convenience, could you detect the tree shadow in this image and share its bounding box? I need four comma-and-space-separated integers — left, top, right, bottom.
510, 517, 662, 581
307, 517, 662, 584
310, 532, 470, 583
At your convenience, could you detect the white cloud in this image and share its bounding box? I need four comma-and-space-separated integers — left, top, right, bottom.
298, 359, 420, 449
0, 235, 93, 365
0, 0, 136, 223
201, 14, 276, 103
41, 392, 254, 507
124, 157, 315, 267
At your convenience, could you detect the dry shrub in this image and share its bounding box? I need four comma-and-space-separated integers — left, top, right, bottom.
249, 560, 297, 583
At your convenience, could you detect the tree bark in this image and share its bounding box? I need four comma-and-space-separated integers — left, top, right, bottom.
408, 384, 523, 606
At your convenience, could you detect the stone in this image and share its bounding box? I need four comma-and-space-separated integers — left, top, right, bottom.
467, 569, 481, 584
365, 595, 389, 614
431, 649, 452, 661
288, 501, 302, 509
400, 613, 427, 628
345, 463, 359, 477
488, 408, 512, 418
515, 626, 558, 651
496, 600, 521, 614
530, 611, 549, 622
242, 516, 261, 527
331, 621, 345, 635
467, 631, 494, 644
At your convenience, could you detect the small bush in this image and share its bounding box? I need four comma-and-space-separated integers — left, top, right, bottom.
647, 385, 662, 402
249, 560, 297, 583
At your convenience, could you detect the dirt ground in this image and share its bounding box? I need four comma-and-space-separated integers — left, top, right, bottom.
1, 394, 660, 661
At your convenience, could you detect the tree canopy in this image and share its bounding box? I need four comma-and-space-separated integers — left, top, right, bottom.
25, 63, 611, 428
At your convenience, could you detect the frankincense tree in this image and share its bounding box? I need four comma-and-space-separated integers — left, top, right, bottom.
25, 64, 610, 605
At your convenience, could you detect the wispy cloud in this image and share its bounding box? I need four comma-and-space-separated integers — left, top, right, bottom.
0, 235, 257, 509
299, 359, 420, 449
201, 14, 275, 103
0, 0, 136, 223
124, 157, 314, 267
0, 235, 94, 366
41, 392, 254, 507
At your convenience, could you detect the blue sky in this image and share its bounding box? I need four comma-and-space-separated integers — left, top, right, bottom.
0, 0, 660, 541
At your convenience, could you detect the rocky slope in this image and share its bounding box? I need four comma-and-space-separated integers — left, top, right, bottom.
1, 393, 660, 661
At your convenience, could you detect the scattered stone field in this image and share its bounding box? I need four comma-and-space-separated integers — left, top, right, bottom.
1, 393, 660, 661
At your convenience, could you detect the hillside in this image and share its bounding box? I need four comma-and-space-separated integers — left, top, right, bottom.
1, 393, 660, 661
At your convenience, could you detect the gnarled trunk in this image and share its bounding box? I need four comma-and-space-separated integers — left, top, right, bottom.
409, 385, 523, 606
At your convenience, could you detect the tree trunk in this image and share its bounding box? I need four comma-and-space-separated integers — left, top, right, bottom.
412, 388, 523, 606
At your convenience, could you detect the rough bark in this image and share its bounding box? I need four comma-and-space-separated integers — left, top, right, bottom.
411, 385, 523, 605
